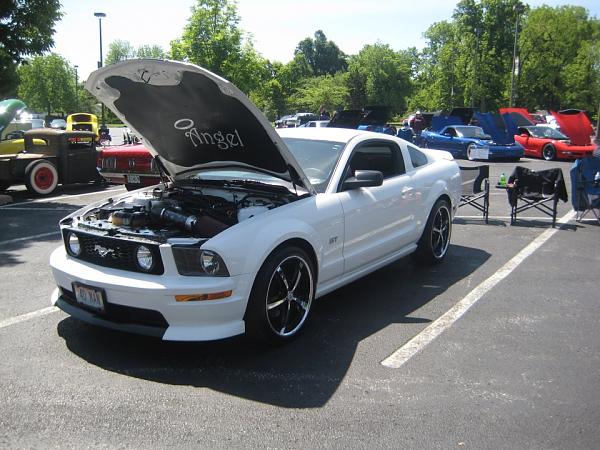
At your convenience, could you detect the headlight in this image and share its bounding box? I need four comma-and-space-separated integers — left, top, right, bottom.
200, 251, 224, 276
172, 247, 229, 277
136, 245, 154, 271
67, 232, 81, 256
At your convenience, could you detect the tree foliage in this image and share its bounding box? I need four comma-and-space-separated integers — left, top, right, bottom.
294, 30, 347, 76
170, 0, 268, 93
0, 0, 62, 97
518, 5, 600, 112
105, 40, 136, 65
17, 54, 79, 115
346, 43, 413, 113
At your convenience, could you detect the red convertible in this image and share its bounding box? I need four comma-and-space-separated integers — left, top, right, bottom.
508, 108, 596, 160
97, 144, 160, 190
515, 125, 594, 161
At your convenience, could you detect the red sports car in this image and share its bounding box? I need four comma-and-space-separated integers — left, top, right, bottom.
515, 125, 595, 161
97, 143, 160, 190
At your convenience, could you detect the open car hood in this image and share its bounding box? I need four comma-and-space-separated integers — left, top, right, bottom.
551, 110, 594, 146
474, 112, 517, 145
430, 115, 463, 132
85, 59, 315, 194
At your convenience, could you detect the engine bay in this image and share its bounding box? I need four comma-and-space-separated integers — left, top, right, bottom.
63, 182, 301, 243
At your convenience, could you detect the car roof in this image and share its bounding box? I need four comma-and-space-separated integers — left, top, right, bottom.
277, 127, 367, 143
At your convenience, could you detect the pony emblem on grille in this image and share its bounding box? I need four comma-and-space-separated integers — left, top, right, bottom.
94, 244, 114, 258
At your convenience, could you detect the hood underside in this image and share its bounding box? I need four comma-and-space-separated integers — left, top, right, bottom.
85, 59, 314, 193
551, 110, 594, 146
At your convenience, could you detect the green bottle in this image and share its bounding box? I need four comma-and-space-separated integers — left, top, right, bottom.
499, 173, 507, 186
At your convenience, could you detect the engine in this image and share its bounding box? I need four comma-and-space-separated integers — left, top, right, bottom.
64, 184, 297, 243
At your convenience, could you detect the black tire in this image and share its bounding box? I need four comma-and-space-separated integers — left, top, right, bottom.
25, 160, 59, 195
413, 199, 452, 265
0, 182, 11, 191
245, 246, 316, 345
466, 144, 476, 161
542, 144, 556, 161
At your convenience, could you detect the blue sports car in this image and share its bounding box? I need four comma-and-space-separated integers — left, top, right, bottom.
420, 115, 524, 161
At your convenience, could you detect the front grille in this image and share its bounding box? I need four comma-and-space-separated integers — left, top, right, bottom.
60, 287, 168, 329
63, 230, 164, 275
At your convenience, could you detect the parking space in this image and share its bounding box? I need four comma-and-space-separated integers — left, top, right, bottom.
0, 158, 598, 448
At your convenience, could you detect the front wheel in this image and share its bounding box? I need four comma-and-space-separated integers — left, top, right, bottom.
466, 144, 476, 161
542, 144, 556, 161
413, 199, 452, 265
245, 246, 316, 344
25, 160, 59, 195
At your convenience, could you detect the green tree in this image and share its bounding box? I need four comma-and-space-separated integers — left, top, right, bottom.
105, 40, 136, 65
290, 73, 349, 113
346, 43, 412, 114
0, 0, 62, 98
170, 0, 268, 93
137, 45, 167, 59
518, 5, 600, 111
17, 54, 77, 115
294, 30, 347, 76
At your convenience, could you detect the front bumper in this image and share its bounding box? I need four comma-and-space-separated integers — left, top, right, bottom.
487, 145, 524, 159
50, 247, 254, 341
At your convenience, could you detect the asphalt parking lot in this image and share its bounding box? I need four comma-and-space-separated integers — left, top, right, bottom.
1, 157, 599, 448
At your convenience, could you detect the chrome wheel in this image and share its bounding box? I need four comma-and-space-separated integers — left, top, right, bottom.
265, 255, 314, 337
466, 144, 475, 161
431, 205, 451, 259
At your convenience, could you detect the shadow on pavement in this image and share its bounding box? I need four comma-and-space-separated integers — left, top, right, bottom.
57, 243, 490, 409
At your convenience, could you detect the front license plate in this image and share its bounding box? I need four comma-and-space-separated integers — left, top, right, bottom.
73, 283, 105, 312
127, 174, 141, 183
471, 147, 490, 160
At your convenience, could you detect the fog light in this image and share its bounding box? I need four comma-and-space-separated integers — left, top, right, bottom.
175, 291, 232, 302
136, 245, 154, 271
67, 232, 81, 256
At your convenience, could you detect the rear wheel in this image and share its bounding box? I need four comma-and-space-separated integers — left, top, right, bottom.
542, 144, 556, 161
245, 246, 315, 345
25, 160, 58, 195
413, 199, 452, 265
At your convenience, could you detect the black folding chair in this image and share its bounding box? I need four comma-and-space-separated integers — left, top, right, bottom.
459, 165, 490, 223
507, 166, 568, 227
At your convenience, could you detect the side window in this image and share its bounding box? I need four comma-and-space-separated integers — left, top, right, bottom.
407, 144, 429, 168
345, 142, 405, 181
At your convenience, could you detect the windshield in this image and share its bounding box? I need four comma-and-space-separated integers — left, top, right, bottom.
526, 126, 568, 139
282, 137, 345, 193
454, 126, 490, 139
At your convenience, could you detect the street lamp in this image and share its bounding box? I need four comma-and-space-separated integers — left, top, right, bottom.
94, 12, 106, 125
74, 65, 78, 112
509, 3, 525, 107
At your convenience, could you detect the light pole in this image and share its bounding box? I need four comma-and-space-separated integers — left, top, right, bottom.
471, 26, 481, 109
74, 65, 78, 112
94, 12, 106, 125
509, 3, 524, 107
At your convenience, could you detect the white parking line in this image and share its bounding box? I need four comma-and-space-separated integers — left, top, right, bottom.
381, 210, 576, 369
0, 231, 61, 247
0, 307, 59, 330
0, 186, 125, 208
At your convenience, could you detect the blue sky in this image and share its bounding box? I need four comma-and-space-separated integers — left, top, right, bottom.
52, 0, 600, 81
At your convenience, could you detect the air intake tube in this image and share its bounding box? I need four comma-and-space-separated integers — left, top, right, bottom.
150, 204, 229, 237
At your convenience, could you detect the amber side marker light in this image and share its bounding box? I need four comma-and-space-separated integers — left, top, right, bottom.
175, 291, 233, 302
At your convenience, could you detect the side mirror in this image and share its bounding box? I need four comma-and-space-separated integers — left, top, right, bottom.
443, 131, 452, 137
342, 170, 384, 191
520, 133, 528, 138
